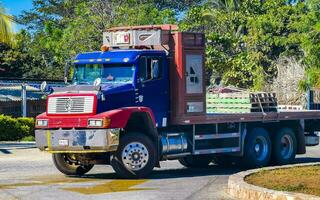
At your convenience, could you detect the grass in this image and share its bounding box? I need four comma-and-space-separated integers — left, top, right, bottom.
245, 165, 320, 197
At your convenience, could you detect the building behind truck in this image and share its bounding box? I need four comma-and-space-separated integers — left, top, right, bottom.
35, 25, 320, 179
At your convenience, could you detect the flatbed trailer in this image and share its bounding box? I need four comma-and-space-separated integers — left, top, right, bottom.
175, 111, 320, 124
35, 25, 320, 179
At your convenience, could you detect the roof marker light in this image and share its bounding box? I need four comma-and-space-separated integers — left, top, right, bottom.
101, 45, 109, 52
105, 58, 111, 62
89, 59, 94, 62
123, 58, 129, 62
97, 59, 102, 62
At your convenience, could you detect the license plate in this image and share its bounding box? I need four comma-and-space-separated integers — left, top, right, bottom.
58, 139, 69, 146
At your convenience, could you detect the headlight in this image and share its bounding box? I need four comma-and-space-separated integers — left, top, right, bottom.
88, 119, 103, 127
88, 118, 110, 128
36, 119, 48, 127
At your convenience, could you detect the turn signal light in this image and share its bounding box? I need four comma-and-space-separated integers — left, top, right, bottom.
101, 45, 109, 52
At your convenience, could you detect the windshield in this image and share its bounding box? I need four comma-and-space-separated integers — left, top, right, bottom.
73, 64, 135, 84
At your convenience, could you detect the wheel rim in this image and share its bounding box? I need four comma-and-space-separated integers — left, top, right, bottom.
280, 134, 294, 159
62, 154, 80, 166
121, 142, 149, 171
253, 136, 269, 161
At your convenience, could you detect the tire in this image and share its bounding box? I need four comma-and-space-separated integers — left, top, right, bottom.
52, 153, 94, 176
272, 128, 297, 165
241, 127, 271, 168
110, 132, 156, 179
212, 155, 240, 167
179, 155, 213, 168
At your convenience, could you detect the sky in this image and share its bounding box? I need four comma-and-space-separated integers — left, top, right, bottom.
1, 0, 34, 32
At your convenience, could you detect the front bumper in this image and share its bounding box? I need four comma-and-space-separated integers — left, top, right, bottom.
35, 128, 120, 153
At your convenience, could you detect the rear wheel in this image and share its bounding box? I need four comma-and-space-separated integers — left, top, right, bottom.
179, 155, 213, 168
241, 128, 271, 168
272, 128, 297, 165
111, 132, 156, 179
52, 153, 94, 176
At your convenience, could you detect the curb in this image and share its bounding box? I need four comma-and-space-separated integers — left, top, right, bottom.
227, 162, 320, 200
0, 141, 35, 144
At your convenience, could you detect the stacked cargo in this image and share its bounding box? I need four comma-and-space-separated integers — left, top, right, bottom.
206, 90, 278, 114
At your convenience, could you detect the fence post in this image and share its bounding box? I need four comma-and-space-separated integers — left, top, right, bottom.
21, 84, 27, 117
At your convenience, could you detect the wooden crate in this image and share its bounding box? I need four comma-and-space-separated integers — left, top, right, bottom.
206, 92, 278, 114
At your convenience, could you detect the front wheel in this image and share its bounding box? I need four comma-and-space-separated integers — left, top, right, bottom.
52, 153, 94, 176
111, 132, 156, 179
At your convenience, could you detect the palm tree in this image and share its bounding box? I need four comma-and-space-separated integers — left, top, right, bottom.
202, 0, 243, 37
202, 0, 240, 22
207, 0, 240, 12
0, 3, 14, 45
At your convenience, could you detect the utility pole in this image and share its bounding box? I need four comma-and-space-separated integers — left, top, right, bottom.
21, 83, 27, 117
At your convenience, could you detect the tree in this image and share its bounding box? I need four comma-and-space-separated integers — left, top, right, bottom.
181, 0, 320, 90
11, 0, 179, 79
0, 3, 14, 45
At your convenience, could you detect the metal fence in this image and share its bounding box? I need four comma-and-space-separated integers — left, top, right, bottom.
0, 79, 65, 118
0, 100, 46, 117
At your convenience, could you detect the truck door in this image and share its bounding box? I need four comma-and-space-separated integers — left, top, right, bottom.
136, 55, 169, 127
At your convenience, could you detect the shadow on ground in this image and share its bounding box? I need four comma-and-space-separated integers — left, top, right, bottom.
79, 164, 240, 180
79, 155, 320, 180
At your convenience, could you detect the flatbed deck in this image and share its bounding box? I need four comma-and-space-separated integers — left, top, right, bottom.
173, 110, 320, 125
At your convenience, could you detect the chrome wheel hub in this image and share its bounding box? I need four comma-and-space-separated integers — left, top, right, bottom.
122, 142, 149, 171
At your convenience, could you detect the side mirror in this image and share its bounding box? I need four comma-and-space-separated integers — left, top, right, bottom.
64, 60, 72, 84
40, 81, 47, 92
93, 78, 101, 91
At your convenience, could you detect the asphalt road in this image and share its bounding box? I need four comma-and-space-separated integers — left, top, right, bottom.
0, 143, 320, 200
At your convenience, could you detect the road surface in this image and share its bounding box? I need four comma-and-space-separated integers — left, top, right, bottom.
0, 142, 319, 200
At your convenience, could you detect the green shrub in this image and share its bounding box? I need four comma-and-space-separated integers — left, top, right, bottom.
0, 115, 35, 141
21, 136, 35, 141
17, 117, 35, 137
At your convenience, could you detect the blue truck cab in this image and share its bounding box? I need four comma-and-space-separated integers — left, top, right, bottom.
73, 50, 169, 127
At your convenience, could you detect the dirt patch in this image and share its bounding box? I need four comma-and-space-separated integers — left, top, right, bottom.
245, 165, 320, 197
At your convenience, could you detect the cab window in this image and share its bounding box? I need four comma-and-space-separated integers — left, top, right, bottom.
139, 56, 162, 81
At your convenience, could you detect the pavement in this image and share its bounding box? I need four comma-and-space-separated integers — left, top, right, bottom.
0, 143, 319, 200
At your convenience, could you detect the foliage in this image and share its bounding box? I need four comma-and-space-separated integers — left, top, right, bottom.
181, 0, 320, 90
0, 115, 35, 141
21, 135, 35, 141
1, 0, 187, 79
0, 3, 14, 45
2, 0, 320, 90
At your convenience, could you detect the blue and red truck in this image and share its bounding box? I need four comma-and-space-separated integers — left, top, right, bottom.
35, 25, 320, 178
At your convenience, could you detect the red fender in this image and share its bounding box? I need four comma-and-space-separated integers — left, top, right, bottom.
36, 107, 156, 129
94, 107, 156, 128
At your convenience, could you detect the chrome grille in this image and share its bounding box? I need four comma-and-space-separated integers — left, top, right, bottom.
47, 96, 94, 114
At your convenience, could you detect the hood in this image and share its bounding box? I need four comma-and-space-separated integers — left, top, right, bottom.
101, 83, 134, 94
51, 83, 133, 95
52, 85, 98, 94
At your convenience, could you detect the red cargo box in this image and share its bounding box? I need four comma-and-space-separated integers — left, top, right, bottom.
169, 32, 206, 125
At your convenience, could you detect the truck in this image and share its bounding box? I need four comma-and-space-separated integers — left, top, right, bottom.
35, 25, 320, 179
